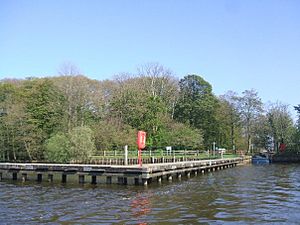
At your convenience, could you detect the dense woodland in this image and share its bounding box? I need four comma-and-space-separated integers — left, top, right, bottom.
0, 63, 299, 162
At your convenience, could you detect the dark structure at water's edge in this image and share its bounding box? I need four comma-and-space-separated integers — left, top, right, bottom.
0, 158, 241, 186
272, 151, 300, 163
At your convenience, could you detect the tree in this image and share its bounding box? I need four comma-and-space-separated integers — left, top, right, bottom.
252, 114, 272, 151
53, 75, 104, 131
69, 126, 96, 162
0, 82, 21, 161
293, 105, 300, 149
267, 102, 295, 152
237, 89, 263, 154
45, 133, 71, 163
174, 75, 219, 148
295, 104, 300, 130
21, 78, 65, 160
110, 68, 177, 147
162, 120, 203, 148
58, 61, 81, 76
91, 119, 136, 153
137, 62, 178, 117
218, 91, 241, 151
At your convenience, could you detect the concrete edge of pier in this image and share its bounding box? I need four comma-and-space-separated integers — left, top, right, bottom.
0, 158, 242, 186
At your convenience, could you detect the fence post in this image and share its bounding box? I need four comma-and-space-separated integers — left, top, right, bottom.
124, 145, 128, 165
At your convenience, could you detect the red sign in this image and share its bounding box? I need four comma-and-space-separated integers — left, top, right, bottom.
279, 143, 286, 152
137, 131, 146, 149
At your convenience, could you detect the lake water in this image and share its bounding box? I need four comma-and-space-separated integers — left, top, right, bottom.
1, 164, 300, 224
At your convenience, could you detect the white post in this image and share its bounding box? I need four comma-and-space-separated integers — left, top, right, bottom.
124, 145, 128, 165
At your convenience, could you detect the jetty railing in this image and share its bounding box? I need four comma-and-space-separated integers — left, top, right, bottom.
85, 149, 238, 165
0, 148, 239, 165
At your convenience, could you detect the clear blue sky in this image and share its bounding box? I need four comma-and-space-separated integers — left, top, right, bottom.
1, 0, 299, 114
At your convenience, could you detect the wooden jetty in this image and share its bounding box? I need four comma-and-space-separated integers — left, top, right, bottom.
0, 158, 242, 186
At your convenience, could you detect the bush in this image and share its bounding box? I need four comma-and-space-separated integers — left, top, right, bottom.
69, 126, 96, 162
45, 133, 71, 163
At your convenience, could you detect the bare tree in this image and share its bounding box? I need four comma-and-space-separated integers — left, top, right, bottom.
136, 62, 179, 117
58, 61, 81, 76
137, 62, 174, 97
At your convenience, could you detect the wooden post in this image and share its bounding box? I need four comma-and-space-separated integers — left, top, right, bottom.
157, 176, 162, 183
37, 173, 42, 182
106, 176, 112, 184
138, 149, 142, 167
12, 172, 17, 181
124, 145, 128, 166
62, 174, 67, 183
22, 173, 27, 182
79, 175, 85, 184
91, 175, 97, 184
142, 178, 148, 186
48, 174, 53, 182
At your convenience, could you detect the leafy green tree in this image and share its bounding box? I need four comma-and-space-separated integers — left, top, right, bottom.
294, 105, 300, 148
0, 82, 19, 160
45, 133, 71, 163
92, 119, 136, 153
0, 81, 31, 161
295, 104, 300, 131
252, 114, 272, 151
21, 78, 65, 160
267, 102, 295, 152
174, 75, 219, 148
163, 121, 203, 148
69, 126, 96, 162
218, 91, 242, 151
24, 79, 65, 135
215, 99, 233, 150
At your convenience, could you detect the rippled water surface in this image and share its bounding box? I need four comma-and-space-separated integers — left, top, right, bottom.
1, 164, 300, 224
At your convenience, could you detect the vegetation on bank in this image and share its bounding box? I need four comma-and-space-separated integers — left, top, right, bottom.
0, 63, 299, 163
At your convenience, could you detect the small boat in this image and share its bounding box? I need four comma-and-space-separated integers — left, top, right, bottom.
252, 153, 270, 164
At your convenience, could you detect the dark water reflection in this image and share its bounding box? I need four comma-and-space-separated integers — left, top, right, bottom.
1, 164, 300, 224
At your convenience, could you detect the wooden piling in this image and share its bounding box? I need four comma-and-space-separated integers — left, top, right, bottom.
62, 174, 67, 183
48, 174, 53, 182
91, 175, 97, 184
79, 174, 85, 184
142, 178, 148, 186
12, 172, 17, 181
106, 176, 112, 184
37, 173, 42, 182
177, 173, 182, 179
22, 173, 27, 182
157, 176, 162, 183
